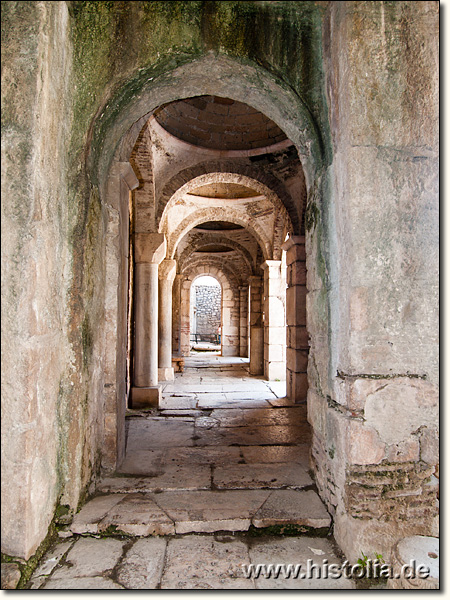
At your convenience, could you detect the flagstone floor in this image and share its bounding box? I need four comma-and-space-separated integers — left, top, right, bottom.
26, 355, 357, 590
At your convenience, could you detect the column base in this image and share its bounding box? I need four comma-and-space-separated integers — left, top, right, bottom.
131, 386, 161, 409
265, 362, 286, 381
158, 367, 174, 382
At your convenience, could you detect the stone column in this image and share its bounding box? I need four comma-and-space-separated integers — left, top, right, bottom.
261, 260, 286, 381
249, 276, 264, 375
179, 278, 191, 356
221, 284, 240, 356
132, 233, 166, 407
239, 285, 249, 358
282, 236, 308, 402
158, 259, 177, 382
172, 273, 181, 355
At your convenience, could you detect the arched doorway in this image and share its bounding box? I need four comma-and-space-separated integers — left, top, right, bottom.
189, 275, 222, 354
97, 59, 317, 475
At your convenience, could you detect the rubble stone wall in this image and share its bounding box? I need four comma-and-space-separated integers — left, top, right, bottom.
194, 285, 221, 337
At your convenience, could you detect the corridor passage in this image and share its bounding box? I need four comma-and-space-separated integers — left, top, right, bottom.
26, 356, 354, 589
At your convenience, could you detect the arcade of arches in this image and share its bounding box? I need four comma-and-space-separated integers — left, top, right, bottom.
1, 0, 439, 583
128, 105, 305, 405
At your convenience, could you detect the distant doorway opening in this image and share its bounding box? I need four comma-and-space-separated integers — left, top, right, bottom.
190, 275, 222, 354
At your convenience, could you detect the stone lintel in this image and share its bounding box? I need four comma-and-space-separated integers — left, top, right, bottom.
135, 233, 166, 264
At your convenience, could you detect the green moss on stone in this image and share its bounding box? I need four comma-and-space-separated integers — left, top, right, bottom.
248, 524, 329, 537
67, 1, 331, 185
14, 521, 58, 589
305, 199, 320, 232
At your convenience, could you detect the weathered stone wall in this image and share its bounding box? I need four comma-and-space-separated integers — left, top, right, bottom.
194, 285, 221, 336
307, 0, 439, 561
284, 237, 308, 401
1, 0, 106, 559
2, 0, 439, 567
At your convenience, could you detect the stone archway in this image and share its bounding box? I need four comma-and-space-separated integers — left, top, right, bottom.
2, 3, 438, 569
95, 51, 437, 564
97, 57, 320, 475
179, 265, 238, 358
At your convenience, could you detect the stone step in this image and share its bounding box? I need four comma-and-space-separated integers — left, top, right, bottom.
70, 489, 331, 537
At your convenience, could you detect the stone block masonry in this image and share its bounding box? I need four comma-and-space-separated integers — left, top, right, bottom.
1, 0, 438, 577
194, 285, 221, 337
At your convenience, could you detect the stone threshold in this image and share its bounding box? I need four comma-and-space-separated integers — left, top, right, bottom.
71, 489, 331, 537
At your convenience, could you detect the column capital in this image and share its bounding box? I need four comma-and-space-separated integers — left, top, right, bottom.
134, 233, 166, 264
282, 235, 305, 252
261, 259, 282, 272
159, 259, 177, 283
282, 235, 306, 264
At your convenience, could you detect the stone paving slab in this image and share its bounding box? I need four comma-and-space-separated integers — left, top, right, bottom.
98, 494, 175, 536
160, 409, 203, 417
159, 394, 198, 409
126, 419, 195, 449
221, 389, 277, 398
99, 463, 211, 493
206, 406, 308, 428
42, 576, 125, 589
152, 490, 271, 534
193, 424, 311, 446
118, 449, 165, 476
116, 538, 167, 589
197, 396, 271, 409
50, 537, 124, 579
71, 494, 127, 534
252, 489, 331, 529
160, 535, 255, 589
214, 462, 312, 490
33, 541, 73, 577
163, 383, 227, 393
165, 445, 242, 465
1, 563, 22, 590
31, 532, 358, 590
241, 444, 310, 464
266, 380, 287, 398
248, 537, 355, 589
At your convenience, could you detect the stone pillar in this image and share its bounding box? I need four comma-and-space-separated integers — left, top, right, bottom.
172, 273, 181, 355
179, 279, 191, 356
261, 260, 286, 381
249, 276, 264, 375
132, 233, 166, 407
222, 284, 240, 356
158, 259, 177, 381
283, 236, 308, 402
239, 285, 249, 358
